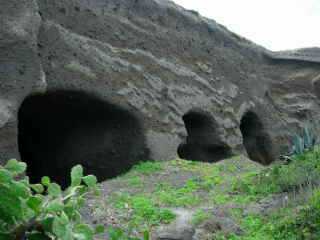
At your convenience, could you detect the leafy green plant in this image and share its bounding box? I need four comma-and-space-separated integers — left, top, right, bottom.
275, 189, 320, 240
114, 194, 176, 227
0, 159, 103, 240
233, 146, 320, 199
230, 189, 320, 240
291, 125, 318, 155
292, 134, 304, 155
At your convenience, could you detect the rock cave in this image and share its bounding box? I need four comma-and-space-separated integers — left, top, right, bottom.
1, 0, 320, 238
240, 111, 274, 165
178, 110, 233, 162
1, 0, 320, 185
18, 90, 149, 187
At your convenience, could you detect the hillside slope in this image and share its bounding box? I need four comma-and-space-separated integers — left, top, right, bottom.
0, 0, 320, 191
84, 148, 320, 239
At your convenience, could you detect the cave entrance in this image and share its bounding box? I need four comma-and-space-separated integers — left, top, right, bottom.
18, 90, 148, 187
240, 111, 274, 165
178, 110, 233, 162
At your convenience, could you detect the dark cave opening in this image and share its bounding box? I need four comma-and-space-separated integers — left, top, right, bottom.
177, 111, 233, 162
18, 91, 149, 187
240, 111, 274, 165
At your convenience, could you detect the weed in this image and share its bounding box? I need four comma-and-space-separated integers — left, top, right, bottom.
153, 180, 201, 207
291, 125, 318, 155
191, 209, 211, 226
113, 194, 175, 228
132, 162, 163, 175
127, 176, 143, 187
232, 147, 320, 199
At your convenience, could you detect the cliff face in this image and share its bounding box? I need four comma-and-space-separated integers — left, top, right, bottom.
1, 0, 320, 185
270, 47, 320, 63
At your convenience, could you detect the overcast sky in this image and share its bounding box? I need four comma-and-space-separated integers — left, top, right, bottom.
172, 0, 320, 51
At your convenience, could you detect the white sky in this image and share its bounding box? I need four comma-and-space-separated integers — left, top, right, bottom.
172, 0, 320, 51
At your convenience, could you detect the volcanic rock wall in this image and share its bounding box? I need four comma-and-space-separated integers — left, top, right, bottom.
1, 0, 320, 184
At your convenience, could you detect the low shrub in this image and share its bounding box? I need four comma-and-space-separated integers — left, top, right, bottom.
0, 159, 102, 239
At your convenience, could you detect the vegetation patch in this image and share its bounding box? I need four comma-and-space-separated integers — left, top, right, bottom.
225, 188, 320, 240
152, 181, 202, 207
131, 161, 163, 175
191, 209, 211, 226
233, 146, 320, 198
2, 145, 320, 239
113, 194, 176, 228
93, 148, 320, 239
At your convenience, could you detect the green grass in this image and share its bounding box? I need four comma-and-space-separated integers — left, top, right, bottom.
191, 209, 211, 226
95, 148, 320, 239
104, 156, 263, 234
131, 161, 163, 175
113, 193, 176, 228
127, 176, 143, 187
152, 181, 201, 207
226, 147, 320, 240
233, 147, 320, 200
225, 188, 320, 240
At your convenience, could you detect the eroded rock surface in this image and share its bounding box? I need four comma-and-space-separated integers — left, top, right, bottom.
269, 47, 320, 63
153, 208, 241, 240
0, 0, 320, 184
153, 209, 195, 240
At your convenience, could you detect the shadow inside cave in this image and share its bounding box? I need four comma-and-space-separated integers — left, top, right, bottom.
18, 90, 149, 187
178, 110, 233, 162
240, 111, 274, 165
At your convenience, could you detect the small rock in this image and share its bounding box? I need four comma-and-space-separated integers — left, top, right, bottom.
153, 209, 195, 240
